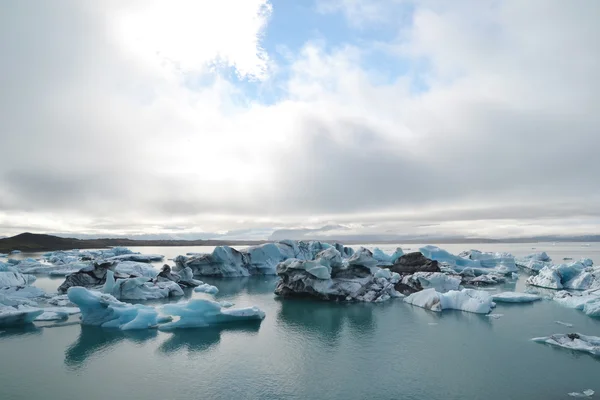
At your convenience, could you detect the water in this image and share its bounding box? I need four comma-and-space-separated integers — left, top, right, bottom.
2, 243, 600, 399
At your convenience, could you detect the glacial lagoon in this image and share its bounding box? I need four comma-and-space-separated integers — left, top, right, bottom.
1, 243, 600, 400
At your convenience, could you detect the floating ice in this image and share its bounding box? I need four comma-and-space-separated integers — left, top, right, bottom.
67, 287, 167, 330
555, 321, 574, 327
486, 313, 504, 319
421, 246, 517, 274
372, 247, 404, 264
568, 389, 595, 398
532, 333, 600, 356
158, 298, 265, 331
114, 261, 158, 278
492, 292, 541, 303
404, 288, 494, 314
35, 307, 80, 321
0, 269, 36, 287
103, 270, 183, 301
0, 305, 43, 326
194, 283, 219, 295
108, 254, 164, 263
401, 272, 461, 293
526, 267, 563, 289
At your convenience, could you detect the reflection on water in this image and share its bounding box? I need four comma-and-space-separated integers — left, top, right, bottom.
202, 276, 279, 297
157, 323, 262, 355
0, 324, 42, 338
65, 325, 157, 370
276, 298, 377, 346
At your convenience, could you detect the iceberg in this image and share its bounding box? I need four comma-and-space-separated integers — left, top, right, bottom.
526, 266, 563, 289
114, 261, 158, 278
389, 252, 440, 275
532, 333, 600, 356
103, 270, 183, 301
492, 292, 542, 303
0, 269, 36, 287
421, 246, 517, 274
400, 272, 461, 293
34, 307, 80, 321
68, 287, 169, 330
404, 288, 494, 314
57, 261, 117, 293
0, 305, 43, 326
372, 247, 404, 264
194, 283, 219, 295
158, 298, 265, 331
275, 248, 401, 302
108, 253, 164, 263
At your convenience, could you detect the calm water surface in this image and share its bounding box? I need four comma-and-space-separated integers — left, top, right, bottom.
2, 243, 600, 399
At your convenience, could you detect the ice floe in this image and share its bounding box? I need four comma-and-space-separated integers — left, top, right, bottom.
532, 333, 600, 356
568, 389, 594, 397
158, 299, 265, 331
67, 287, 265, 331
103, 270, 183, 301
492, 292, 541, 303
403, 288, 494, 314
0, 305, 43, 326
194, 283, 219, 294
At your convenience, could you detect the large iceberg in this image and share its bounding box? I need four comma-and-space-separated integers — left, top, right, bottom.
526, 261, 599, 291
68, 287, 168, 330
158, 299, 265, 331
532, 333, 600, 356
274, 248, 401, 302
404, 288, 494, 314
175, 241, 358, 278
67, 287, 265, 331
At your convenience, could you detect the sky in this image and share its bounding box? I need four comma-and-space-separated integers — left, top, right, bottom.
1, 0, 599, 241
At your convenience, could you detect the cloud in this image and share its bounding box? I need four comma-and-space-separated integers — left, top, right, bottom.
0, 0, 599, 239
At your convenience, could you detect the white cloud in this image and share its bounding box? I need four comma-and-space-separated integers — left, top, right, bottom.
1, 0, 599, 239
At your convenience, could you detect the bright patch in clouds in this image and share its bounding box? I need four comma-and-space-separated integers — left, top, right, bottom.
1, 0, 599, 240
113, 0, 272, 80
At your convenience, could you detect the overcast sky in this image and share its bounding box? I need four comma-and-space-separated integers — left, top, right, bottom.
1, 0, 599, 240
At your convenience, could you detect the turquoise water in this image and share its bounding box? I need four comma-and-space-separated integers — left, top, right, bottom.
2, 243, 600, 399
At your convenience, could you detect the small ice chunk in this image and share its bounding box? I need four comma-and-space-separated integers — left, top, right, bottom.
194, 283, 219, 295
404, 288, 494, 314
555, 321, 574, 327
0, 305, 43, 326
568, 389, 594, 397
35, 307, 80, 321
492, 292, 541, 303
486, 313, 504, 319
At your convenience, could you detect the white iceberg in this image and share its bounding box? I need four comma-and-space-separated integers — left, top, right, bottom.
532, 333, 600, 356
0, 268, 36, 287
194, 283, 219, 295
404, 288, 494, 314
526, 266, 563, 289
114, 261, 158, 278
158, 298, 265, 331
568, 389, 594, 398
492, 292, 541, 303
0, 305, 43, 326
555, 320, 574, 327
103, 270, 184, 301
35, 307, 80, 321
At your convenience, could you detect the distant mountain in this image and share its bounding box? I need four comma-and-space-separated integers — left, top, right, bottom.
0, 232, 266, 252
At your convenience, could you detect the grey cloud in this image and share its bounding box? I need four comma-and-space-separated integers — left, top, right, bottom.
1, 0, 599, 238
